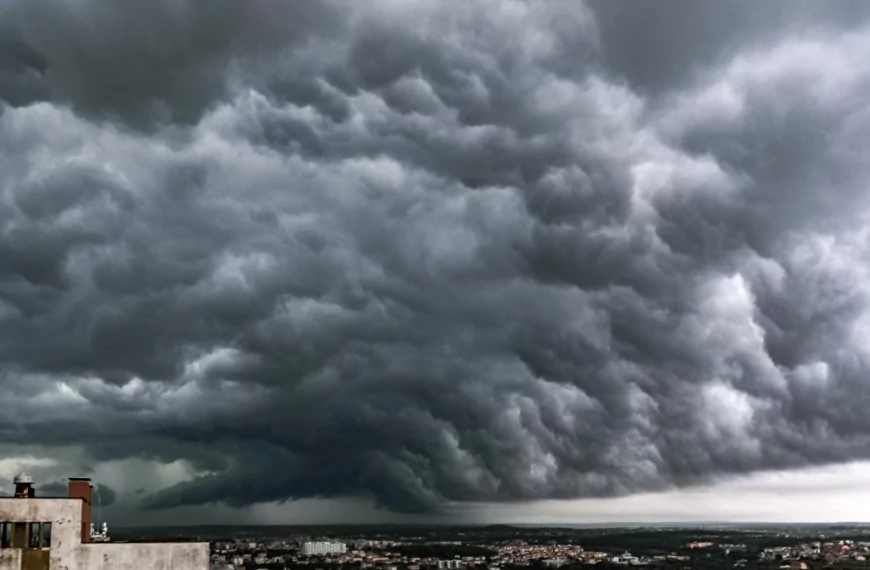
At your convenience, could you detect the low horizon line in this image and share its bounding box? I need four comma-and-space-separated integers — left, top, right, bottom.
111, 521, 870, 528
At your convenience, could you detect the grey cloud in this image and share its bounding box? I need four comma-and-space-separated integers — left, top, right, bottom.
590, 0, 870, 96
35, 481, 116, 508
2, 0, 870, 517
0, 0, 341, 127
0, 34, 46, 79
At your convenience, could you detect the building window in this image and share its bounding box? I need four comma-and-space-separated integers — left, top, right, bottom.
12, 523, 26, 548
0, 522, 51, 549
0, 523, 27, 548
0, 522, 10, 548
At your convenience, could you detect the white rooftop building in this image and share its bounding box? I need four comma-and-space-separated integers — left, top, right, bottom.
0, 475, 209, 570
301, 541, 347, 556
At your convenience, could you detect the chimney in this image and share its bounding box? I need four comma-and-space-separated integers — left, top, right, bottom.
68, 478, 92, 543
13, 473, 35, 498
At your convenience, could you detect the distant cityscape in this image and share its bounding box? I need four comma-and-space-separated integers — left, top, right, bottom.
5, 474, 870, 570
118, 524, 870, 570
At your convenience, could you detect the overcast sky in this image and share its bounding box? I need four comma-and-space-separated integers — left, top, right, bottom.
2, 0, 870, 526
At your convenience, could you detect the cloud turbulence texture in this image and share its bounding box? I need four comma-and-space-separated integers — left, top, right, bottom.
2, 0, 870, 515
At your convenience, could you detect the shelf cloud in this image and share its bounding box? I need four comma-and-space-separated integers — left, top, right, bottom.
2, 0, 870, 516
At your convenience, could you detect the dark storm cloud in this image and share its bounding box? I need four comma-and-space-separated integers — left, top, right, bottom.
0, 0, 341, 127
2, 0, 870, 515
590, 0, 870, 95
37, 481, 116, 507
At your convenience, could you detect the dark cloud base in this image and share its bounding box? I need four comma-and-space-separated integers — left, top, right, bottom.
37, 481, 116, 508
2, 0, 870, 516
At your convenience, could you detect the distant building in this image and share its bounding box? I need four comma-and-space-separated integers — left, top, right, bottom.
0, 474, 209, 570
610, 552, 638, 565
436, 561, 465, 569
301, 541, 347, 556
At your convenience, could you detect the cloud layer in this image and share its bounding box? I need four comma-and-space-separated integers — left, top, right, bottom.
2, 0, 870, 516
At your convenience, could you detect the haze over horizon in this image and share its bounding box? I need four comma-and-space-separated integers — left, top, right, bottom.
3, 0, 870, 526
